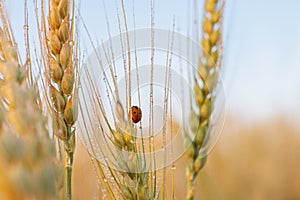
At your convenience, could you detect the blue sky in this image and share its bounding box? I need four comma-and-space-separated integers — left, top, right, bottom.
223, 0, 300, 123
5, 0, 300, 123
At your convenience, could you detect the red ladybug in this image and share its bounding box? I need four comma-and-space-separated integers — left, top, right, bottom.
129, 106, 142, 123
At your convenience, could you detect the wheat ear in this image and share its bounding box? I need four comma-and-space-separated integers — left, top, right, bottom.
80, 50, 151, 199
75, 1, 156, 198
46, 0, 78, 199
0, 11, 62, 199
186, 0, 224, 199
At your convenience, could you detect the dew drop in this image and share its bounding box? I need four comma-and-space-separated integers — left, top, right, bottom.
23, 24, 29, 30
171, 164, 176, 170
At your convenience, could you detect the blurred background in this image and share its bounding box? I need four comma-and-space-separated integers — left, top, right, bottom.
6, 0, 300, 199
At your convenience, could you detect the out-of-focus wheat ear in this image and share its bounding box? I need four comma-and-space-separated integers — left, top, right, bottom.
186, 0, 224, 200
0, 6, 63, 197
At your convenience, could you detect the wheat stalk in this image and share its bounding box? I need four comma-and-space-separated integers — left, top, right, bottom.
41, 0, 78, 199
0, 7, 62, 199
185, 0, 224, 199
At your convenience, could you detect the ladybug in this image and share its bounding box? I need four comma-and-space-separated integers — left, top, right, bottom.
129, 106, 142, 123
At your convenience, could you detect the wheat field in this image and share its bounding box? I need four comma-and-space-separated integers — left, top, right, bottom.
73, 117, 300, 199
0, 0, 300, 199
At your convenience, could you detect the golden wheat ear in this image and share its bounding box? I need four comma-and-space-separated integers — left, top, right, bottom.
185, 0, 224, 199
0, 3, 63, 199
35, 0, 79, 199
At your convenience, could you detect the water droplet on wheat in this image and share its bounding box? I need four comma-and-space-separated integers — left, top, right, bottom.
150, 136, 154, 141
171, 164, 176, 170
23, 25, 29, 30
